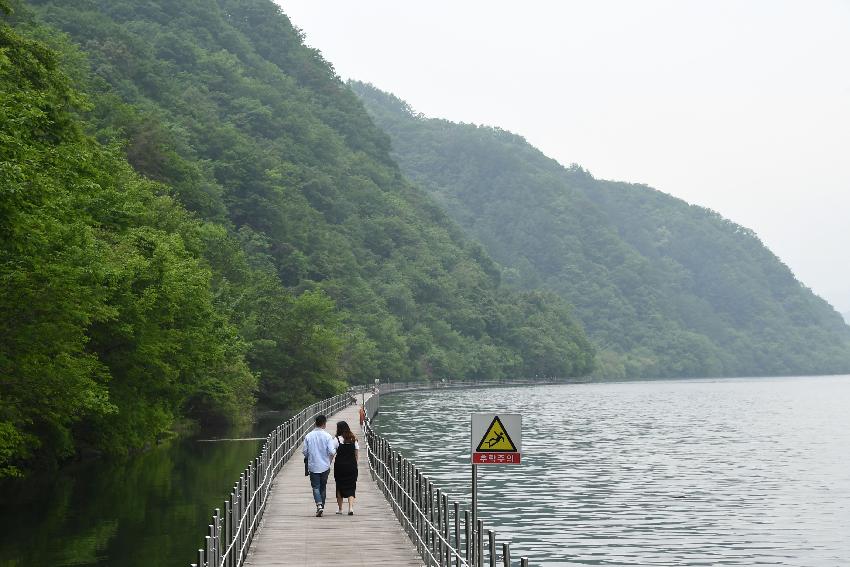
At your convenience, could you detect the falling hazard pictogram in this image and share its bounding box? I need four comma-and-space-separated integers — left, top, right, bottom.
475, 415, 518, 452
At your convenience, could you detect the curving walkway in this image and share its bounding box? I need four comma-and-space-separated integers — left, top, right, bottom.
244, 397, 423, 567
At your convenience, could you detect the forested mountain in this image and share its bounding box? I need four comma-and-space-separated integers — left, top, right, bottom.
0, 0, 593, 476
352, 82, 850, 379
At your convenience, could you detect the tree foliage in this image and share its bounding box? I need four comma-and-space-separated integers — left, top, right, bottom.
0, 13, 256, 475
1, 1, 595, 475
352, 81, 850, 379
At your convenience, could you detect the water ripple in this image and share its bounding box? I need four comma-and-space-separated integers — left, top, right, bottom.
374, 376, 850, 566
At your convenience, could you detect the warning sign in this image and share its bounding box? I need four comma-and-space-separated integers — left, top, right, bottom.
476, 415, 517, 452
471, 413, 521, 465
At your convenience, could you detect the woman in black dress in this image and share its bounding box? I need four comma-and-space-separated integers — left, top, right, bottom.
333, 420, 359, 515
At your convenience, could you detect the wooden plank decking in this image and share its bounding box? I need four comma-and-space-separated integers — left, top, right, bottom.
244, 398, 423, 567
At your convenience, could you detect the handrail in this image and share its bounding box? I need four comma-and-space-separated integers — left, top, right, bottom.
189, 387, 369, 567
363, 391, 530, 567
377, 376, 576, 395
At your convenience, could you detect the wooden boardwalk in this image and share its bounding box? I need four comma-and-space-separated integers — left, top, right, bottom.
244, 399, 423, 567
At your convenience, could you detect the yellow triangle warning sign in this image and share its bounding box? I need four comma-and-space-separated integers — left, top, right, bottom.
475, 415, 518, 452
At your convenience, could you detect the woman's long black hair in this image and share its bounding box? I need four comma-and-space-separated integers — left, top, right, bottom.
336, 420, 356, 443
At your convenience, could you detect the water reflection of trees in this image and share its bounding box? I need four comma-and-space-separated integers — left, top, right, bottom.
0, 438, 262, 566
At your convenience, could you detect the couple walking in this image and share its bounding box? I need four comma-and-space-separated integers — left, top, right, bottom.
302, 414, 359, 517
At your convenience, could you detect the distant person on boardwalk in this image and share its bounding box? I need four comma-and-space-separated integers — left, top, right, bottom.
303, 414, 336, 517
333, 420, 359, 515
359, 404, 367, 430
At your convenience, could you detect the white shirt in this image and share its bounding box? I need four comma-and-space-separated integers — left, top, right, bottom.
334, 436, 360, 450
302, 427, 336, 473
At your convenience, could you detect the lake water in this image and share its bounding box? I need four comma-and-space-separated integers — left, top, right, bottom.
373, 376, 850, 566
0, 411, 291, 567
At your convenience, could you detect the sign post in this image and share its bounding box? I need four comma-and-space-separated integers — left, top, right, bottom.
472, 462, 478, 526
470, 413, 522, 527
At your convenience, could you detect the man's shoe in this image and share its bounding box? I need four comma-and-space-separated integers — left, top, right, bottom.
316, 506, 323, 517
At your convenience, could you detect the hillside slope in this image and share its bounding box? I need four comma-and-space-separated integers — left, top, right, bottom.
352, 82, 850, 378
21, 0, 594, 384
2, 0, 597, 474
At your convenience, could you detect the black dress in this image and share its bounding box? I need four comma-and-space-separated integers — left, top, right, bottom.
334, 437, 358, 498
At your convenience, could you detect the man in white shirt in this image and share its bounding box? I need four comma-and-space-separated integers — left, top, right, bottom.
302, 414, 336, 517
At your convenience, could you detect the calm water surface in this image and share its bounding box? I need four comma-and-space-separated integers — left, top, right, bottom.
374, 376, 850, 566
0, 412, 290, 567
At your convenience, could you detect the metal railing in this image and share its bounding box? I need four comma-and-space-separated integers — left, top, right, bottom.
189, 388, 366, 567
363, 391, 530, 567
378, 376, 576, 395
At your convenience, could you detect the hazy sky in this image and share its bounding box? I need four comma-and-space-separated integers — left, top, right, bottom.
279, 1, 850, 312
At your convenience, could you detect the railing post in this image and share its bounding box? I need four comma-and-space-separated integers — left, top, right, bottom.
489, 530, 496, 567
407, 459, 413, 524
417, 469, 424, 555
442, 493, 450, 566
428, 480, 434, 527
225, 498, 232, 567
435, 487, 443, 563
248, 461, 253, 530
213, 508, 221, 567
437, 493, 445, 565
278, 424, 283, 468
396, 452, 402, 517
261, 444, 268, 504
231, 485, 238, 566
454, 501, 461, 567
387, 443, 392, 501
424, 473, 431, 560
286, 420, 291, 464
253, 458, 259, 519
254, 459, 259, 535
390, 449, 397, 516
237, 482, 243, 561
502, 543, 510, 567
270, 428, 276, 472
422, 482, 434, 554
431, 482, 438, 563
368, 426, 375, 482
404, 459, 411, 527
245, 466, 251, 547
400, 457, 406, 527
380, 439, 386, 495
422, 475, 428, 557
383, 440, 389, 496
376, 436, 382, 489
477, 519, 484, 567
464, 510, 471, 565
